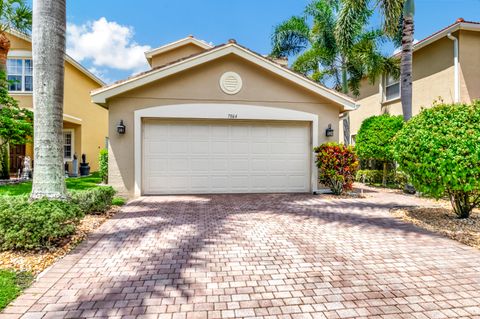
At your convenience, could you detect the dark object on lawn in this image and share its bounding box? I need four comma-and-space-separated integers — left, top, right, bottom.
404, 184, 416, 194
79, 154, 90, 176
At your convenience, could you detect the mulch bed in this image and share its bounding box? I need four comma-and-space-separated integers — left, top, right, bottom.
391, 205, 480, 250
0, 208, 119, 275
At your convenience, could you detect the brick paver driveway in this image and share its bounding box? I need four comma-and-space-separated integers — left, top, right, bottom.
4, 191, 480, 319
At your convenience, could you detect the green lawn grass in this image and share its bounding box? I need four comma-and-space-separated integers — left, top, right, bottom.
0, 270, 33, 310
0, 172, 103, 196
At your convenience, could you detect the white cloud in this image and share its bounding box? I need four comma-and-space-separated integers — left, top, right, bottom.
67, 17, 151, 73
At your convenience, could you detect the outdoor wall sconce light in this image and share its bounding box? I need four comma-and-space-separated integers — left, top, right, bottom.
117, 120, 126, 134
325, 124, 334, 137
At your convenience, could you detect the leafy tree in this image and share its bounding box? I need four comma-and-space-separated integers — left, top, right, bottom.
336, 0, 415, 120
356, 114, 404, 185
270, 0, 398, 96
0, 0, 32, 72
30, 0, 67, 199
0, 70, 33, 179
394, 102, 480, 218
314, 143, 359, 195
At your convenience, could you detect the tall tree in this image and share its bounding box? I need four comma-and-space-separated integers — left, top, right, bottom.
336, 0, 414, 120
30, 0, 67, 199
0, 0, 32, 72
271, 0, 397, 96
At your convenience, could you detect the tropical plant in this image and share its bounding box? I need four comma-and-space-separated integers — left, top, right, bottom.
30, 0, 68, 199
336, 0, 414, 120
394, 102, 480, 218
271, 0, 398, 96
314, 142, 359, 195
0, 0, 32, 72
99, 149, 108, 184
355, 114, 404, 185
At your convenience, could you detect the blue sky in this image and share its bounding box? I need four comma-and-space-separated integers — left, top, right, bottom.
30, 0, 480, 84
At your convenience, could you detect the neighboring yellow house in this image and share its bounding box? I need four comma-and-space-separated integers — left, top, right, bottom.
6, 30, 108, 175
341, 19, 480, 145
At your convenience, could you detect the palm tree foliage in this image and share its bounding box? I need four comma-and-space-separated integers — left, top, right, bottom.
336, 0, 415, 120
271, 0, 398, 96
0, 0, 32, 33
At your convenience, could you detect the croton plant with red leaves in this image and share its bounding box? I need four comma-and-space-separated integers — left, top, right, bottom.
314, 143, 359, 195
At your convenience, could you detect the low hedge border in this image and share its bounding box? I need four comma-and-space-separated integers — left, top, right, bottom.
0, 187, 116, 251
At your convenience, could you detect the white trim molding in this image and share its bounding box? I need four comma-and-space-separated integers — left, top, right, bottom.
8, 50, 32, 58
133, 104, 319, 197
93, 43, 357, 111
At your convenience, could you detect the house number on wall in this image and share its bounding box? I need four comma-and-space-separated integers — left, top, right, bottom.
228, 114, 238, 119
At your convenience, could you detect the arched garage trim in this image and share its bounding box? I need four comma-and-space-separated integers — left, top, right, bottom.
134, 104, 319, 196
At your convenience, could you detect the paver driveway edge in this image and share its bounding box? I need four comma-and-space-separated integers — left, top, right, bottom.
2, 192, 480, 319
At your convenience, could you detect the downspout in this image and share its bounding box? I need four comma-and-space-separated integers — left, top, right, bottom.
447, 33, 460, 103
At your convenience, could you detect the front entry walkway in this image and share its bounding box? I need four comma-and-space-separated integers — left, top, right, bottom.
3, 191, 480, 319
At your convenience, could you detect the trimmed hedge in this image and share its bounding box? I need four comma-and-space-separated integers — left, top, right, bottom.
70, 186, 116, 214
0, 186, 116, 251
0, 197, 83, 250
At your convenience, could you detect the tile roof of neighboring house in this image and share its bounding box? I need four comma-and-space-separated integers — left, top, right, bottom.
92, 39, 357, 110
393, 18, 480, 57
7, 29, 105, 86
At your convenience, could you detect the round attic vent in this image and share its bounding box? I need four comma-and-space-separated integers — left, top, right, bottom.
220, 72, 243, 95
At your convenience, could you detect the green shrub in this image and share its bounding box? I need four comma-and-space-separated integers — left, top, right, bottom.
99, 149, 108, 184
356, 114, 404, 185
112, 197, 126, 206
70, 186, 115, 214
314, 143, 359, 195
394, 102, 480, 218
0, 197, 83, 250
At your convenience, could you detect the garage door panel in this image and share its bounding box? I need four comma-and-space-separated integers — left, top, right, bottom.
143, 120, 310, 194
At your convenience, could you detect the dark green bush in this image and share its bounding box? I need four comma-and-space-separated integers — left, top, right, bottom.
394, 102, 480, 218
70, 186, 115, 214
0, 197, 83, 250
99, 149, 108, 184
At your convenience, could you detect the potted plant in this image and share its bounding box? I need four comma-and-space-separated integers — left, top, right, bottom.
79, 154, 90, 176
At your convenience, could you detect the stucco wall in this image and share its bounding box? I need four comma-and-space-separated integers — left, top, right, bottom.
150, 43, 207, 68
106, 54, 342, 196
347, 33, 458, 138
459, 30, 480, 103
7, 33, 108, 172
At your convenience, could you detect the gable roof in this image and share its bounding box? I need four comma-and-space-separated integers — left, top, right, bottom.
92, 40, 357, 111
394, 19, 480, 57
8, 29, 105, 86
144, 36, 213, 64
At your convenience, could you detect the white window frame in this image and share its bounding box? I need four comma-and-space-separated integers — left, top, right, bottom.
382, 73, 400, 102
63, 129, 75, 161
7, 58, 33, 93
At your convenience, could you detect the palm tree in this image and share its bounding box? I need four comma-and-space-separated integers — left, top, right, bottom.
0, 0, 32, 72
336, 0, 414, 120
271, 0, 397, 97
30, 0, 68, 199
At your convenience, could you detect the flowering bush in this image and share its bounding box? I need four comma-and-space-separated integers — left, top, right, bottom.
314, 143, 359, 195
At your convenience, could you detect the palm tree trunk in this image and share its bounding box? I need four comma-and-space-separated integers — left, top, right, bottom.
400, 0, 414, 121
30, 0, 68, 200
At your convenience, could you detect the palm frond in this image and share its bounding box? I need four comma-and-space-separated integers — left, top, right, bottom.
271, 16, 310, 57
335, 0, 371, 53
380, 0, 405, 36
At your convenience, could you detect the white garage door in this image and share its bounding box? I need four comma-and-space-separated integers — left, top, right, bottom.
142, 119, 311, 195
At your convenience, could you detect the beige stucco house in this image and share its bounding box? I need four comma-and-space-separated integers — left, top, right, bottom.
7, 30, 108, 174
92, 36, 357, 197
341, 19, 480, 144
